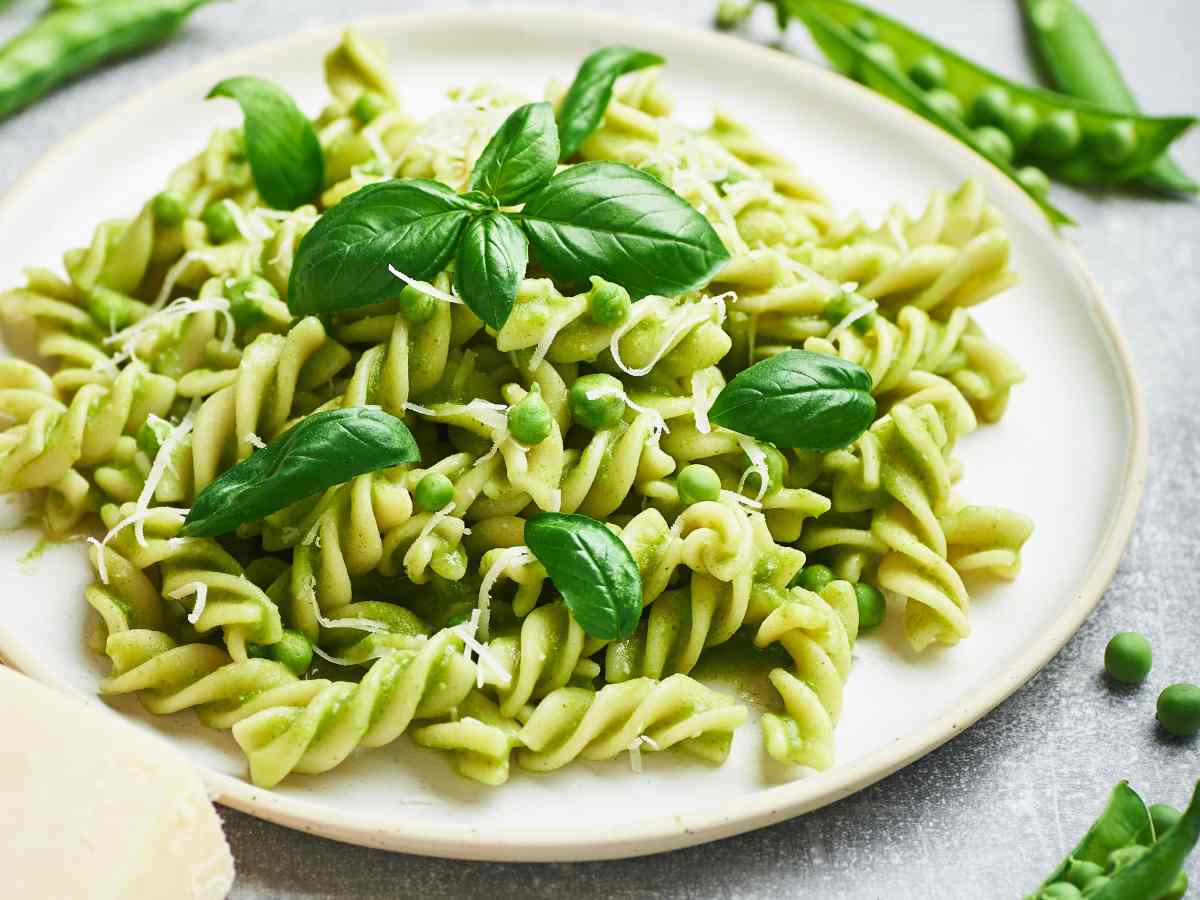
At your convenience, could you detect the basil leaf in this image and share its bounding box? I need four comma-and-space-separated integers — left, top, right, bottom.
453, 212, 528, 330
708, 350, 876, 451
180, 407, 420, 538
524, 512, 642, 641
207, 76, 324, 210
520, 161, 730, 297
468, 102, 559, 204
288, 179, 477, 316
557, 45, 664, 159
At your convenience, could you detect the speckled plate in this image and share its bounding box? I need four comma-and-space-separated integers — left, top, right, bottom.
0, 7, 1146, 862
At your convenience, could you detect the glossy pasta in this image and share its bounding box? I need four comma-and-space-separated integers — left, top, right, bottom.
0, 31, 1033, 787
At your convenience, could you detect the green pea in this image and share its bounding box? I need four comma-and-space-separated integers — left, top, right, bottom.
1157, 683, 1200, 737
506, 384, 553, 446
1007, 102, 1040, 153
971, 85, 1012, 129
587, 276, 632, 328
677, 463, 722, 506
849, 19, 878, 42
1150, 804, 1182, 839
795, 564, 835, 593
855, 582, 886, 630
270, 629, 313, 677
1065, 859, 1105, 888
862, 42, 899, 71
151, 190, 189, 226
202, 200, 239, 244
135, 417, 173, 459
1033, 110, 1082, 160
569, 373, 627, 431
397, 284, 438, 324
352, 90, 388, 124
908, 54, 946, 91
742, 442, 786, 496
86, 286, 139, 332
1106, 844, 1150, 873
1039, 883, 1082, 900
1164, 871, 1189, 900
1104, 631, 1152, 684
1017, 166, 1052, 200
1094, 119, 1138, 166
974, 126, 1015, 164
245, 643, 271, 660
1080, 876, 1109, 896
414, 472, 455, 513
925, 88, 964, 121
226, 275, 278, 330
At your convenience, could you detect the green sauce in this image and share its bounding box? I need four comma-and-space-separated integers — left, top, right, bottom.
691, 632, 791, 712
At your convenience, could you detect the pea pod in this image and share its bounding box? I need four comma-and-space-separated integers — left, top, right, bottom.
774, 0, 1194, 190
1019, 0, 1197, 195
1090, 780, 1200, 900
780, 3, 1071, 224
0, 0, 215, 122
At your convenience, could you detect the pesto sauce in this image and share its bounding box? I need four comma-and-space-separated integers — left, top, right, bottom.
691, 632, 791, 713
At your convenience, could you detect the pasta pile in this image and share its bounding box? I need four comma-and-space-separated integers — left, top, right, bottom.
0, 32, 1032, 787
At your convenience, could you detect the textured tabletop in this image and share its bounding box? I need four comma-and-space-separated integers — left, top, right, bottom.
1, 1, 1197, 897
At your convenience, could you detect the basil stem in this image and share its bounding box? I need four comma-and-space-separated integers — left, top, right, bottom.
524, 512, 643, 640
180, 406, 420, 538
207, 76, 324, 210
708, 350, 876, 451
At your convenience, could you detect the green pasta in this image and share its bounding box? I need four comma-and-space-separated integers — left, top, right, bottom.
0, 30, 1033, 787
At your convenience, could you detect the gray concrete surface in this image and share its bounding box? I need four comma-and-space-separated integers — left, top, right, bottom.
1, 1, 1196, 896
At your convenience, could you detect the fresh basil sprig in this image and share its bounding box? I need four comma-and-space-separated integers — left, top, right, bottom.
285, 45, 728, 329
708, 350, 876, 451
524, 512, 643, 641
207, 76, 324, 210
180, 406, 420, 538
556, 45, 665, 159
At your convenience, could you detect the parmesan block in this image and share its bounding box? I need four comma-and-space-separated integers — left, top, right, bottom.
0, 666, 235, 900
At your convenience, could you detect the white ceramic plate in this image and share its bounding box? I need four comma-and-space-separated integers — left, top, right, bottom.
0, 7, 1145, 862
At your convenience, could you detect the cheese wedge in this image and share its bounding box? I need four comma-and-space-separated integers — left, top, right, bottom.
0, 666, 235, 900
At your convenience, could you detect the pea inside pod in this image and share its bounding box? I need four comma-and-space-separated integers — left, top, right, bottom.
774, 0, 1196, 191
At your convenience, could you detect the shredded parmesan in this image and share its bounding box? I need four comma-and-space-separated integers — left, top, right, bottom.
132, 404, 198, 546
167, 581, 209, 625
477, 547, 531, 641
451, 609, 512, 689
244, 432, 267, 450
782, 256, 838, 296
624, 395, 670, 443
298, 572, 387, 634
387, 265, 462, 304
87, 505, 191, 584
691, 376, 712, 434
721, 488, 761, 511
221, 199, 272, 242
152, 251, 216, 310
829, 298, 878, 338
102, 297, 234, 368
736, 435, 770, 504
610, 293, 728, 378
627, 734, 661, 773
361, 127, 392, 168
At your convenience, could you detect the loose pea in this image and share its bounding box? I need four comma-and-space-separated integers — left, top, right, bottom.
795, 564, 835, 593
135, 417, 173, 459
270, 629, 313, 677
352, 90, 388, 124
1017, 166, 1052, 200
1039, 884, 1082, 900
1080, 876, 1109, 896
849, 19, 877, 42
925, 88, 964, 121
569, 373, 626, 431
971, 85, 1012, 129
1094, 119, 1138, 166
855, 583, 886, 630
1150, 804, 1182, 839
1065, 859, 1105, 888
587, 276, 631, 328
226, 275, 278, 329
862, 42, 899, 71
86, 286, 139, 331
742, 442, 786, 496
1007, 102, 1040, 153
414, 472, 455, 513
908, 53, 946, 91
974, 125, 1015, 164
677, 463, 722, 506
1033, 110, 1082, 160
151, 190, 189, 226
1106, 844, 1150, 873
506, 384, 553, 446
397, 284, 437, 324
1104, 631, 1152, 684
1157, 683, 1200, 737
202, 200, 239, 244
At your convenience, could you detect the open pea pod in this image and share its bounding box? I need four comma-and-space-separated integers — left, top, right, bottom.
1090, 780, 1200, 900
782, 3, 1071, 225
776, 0, 1195, 190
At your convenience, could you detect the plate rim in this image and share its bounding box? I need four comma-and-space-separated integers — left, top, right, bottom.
0, 5, 1148, 862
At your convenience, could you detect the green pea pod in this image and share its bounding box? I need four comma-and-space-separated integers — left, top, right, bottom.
782, 4, 1071, 224
1029, 781, 1152, 893
0, 0, 216, 122
775, 0, 1194, 189
1090, 780, 1200, 900
1019, 0, 1196, 195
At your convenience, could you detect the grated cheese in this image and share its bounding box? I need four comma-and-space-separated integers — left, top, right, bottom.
387, 265, 463, 304
299, 572, 387, 634
102, 297, 234, 369
610, 293, 728, 378
627, 734, 661, 773
736, 435, 770, 504
87, 505, 191, 585
152, 251, 216, 310
220, 199, 272, 242
691, 375, 712, 435
244, 432, 267, 450
451, 608, 512, 689
721, 488, 761, 511
829, 298, 878, 339
131, 404, 198, 546
167, 581, 209, 625
477, 546, 531, 642
361, 127, 393, 169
